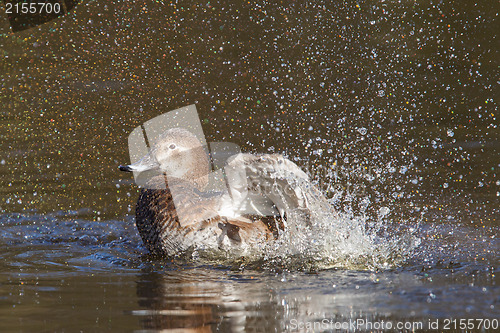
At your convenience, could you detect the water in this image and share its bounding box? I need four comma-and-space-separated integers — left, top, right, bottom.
1, 0, 498, 331
0, 211, 497, 331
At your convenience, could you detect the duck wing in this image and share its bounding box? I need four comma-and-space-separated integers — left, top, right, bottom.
219, 153, 331, 228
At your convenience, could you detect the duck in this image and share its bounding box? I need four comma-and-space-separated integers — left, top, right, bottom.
119, 128, 330, 257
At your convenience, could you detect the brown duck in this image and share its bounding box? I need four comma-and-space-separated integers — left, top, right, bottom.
120, 128, 329, 256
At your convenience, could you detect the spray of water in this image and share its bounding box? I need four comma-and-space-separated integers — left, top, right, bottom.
189, 163, 421, 271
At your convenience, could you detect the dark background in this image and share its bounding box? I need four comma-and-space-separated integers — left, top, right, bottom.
0, 1, 498, 331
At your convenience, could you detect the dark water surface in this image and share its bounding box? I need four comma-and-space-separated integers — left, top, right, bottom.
1, 1, 498, 332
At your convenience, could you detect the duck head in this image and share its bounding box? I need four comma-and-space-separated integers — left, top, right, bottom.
119, 128, 209, 189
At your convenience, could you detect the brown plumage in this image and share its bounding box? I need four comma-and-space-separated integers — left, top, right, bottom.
133, 175, 275, 255
120, 128, 326, 256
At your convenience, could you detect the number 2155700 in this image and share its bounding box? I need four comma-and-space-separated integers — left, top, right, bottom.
443, 318, 498, 330
5, 2, 62, 14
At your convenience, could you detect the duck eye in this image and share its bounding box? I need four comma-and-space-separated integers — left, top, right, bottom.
169, 143, 176, 150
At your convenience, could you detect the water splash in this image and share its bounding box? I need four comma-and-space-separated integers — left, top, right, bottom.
259, 192, 420, 271
189, 165, 421, 271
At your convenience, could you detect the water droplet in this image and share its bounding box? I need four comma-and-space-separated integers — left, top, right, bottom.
378, 207, 390, 217
357, 127, 367, 135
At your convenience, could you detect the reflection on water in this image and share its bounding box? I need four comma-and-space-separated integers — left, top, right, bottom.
1, 0, 498, 331
0, 211, 497, 331
0, 259, 497, 332
134, 270, 284, 332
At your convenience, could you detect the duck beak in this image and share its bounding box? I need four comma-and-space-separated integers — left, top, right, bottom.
119, 154, 159, 173
118, 165, 134, 172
